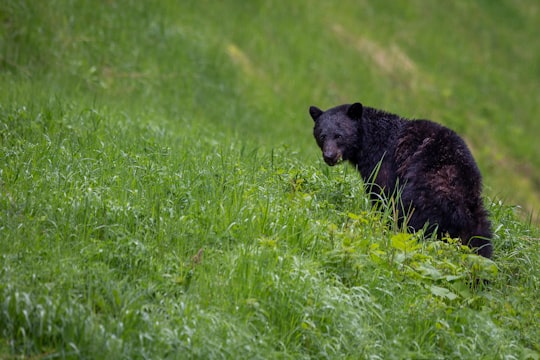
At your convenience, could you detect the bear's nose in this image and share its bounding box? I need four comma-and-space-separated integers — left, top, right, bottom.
323, 151, 340, 166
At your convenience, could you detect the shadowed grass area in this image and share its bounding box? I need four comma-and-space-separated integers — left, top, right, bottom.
1, 0, 539, 358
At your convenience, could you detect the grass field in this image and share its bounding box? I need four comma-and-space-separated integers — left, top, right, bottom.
1, 0, 540, 358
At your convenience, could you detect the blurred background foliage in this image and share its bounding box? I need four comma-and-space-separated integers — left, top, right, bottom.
1, 0, 539, 212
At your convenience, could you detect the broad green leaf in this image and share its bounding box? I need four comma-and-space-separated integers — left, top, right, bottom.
429, 285, 459, 300
391, 233, 419, 252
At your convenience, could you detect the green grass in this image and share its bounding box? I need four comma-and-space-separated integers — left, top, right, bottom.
1, 0, 540, 358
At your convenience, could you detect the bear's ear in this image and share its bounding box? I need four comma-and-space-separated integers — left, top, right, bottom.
347, 102, 363, 120
309, 106, 323, 121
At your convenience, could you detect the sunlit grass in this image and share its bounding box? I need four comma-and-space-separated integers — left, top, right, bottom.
1, 101, 539, 358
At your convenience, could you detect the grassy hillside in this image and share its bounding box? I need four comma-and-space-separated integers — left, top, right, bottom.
1, 0, 539, 358
2, 0, 539, 210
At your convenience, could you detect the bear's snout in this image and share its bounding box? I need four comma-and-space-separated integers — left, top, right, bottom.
323, 150, 342, 166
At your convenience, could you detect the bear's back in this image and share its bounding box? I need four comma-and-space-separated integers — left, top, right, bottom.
395, 119, 483, 201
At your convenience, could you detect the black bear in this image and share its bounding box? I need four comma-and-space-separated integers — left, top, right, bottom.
309, 102, 493, 258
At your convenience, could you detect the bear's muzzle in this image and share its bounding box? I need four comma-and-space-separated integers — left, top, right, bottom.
323, 151, 342, 166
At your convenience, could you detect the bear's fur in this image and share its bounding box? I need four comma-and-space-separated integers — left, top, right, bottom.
309, 102, 493, 258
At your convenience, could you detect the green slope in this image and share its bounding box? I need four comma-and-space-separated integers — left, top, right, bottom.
1, 1, 540, 358
3, 0, 539, 211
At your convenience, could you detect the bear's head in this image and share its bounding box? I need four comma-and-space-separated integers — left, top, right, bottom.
309, 102, 363, 166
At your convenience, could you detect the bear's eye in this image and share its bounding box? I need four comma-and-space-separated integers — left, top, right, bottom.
334, 134, 342, 140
